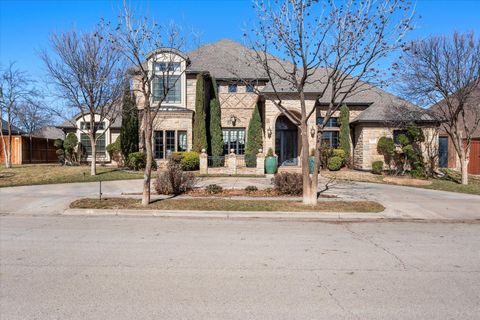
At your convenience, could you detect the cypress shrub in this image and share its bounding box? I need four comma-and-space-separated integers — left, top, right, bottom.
209, 77, 223, 159
193, 74, 208, 152
120, 84, 139, 160
245, 103, 263, 167
339, 104, 351, 162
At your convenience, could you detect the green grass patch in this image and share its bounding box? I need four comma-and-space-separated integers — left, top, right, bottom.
194, 173, 265, 178
70, 197, 385, 213
0, 164, 143, 188
419, 178, 480, 195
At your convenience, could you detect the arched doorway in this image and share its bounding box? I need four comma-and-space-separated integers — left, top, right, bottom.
275, 115, 299, 166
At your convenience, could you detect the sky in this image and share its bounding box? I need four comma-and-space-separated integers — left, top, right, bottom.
1, 0, 479, 90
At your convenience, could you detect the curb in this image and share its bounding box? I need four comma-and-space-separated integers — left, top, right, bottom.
62, 208, 480, 223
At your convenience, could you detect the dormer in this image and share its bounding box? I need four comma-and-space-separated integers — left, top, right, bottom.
147, 48, 189, 108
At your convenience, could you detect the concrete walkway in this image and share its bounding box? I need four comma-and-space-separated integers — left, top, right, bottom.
1, 177, 479, 220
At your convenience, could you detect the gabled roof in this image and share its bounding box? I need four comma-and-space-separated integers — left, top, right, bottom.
429, 82, 480, 138
1, 119, 24, 135
57, 105, 123, 129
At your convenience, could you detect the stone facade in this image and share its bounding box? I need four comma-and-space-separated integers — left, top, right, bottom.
353, 124, 439, 170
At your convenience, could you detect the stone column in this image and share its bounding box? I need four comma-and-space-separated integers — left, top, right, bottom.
256, 148, 265, 175
227, 149, 237, 175
199, 149, 208, 175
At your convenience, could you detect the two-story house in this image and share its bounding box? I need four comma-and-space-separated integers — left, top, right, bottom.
133, 39, 438, 171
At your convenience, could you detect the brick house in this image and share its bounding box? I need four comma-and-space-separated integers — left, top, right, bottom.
430, 83, 480, 175
128, 39, 438, 171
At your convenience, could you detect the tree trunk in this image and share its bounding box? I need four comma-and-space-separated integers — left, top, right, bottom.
459, 146, 469, 185
300, 123, 316, 205
90, 135, 97, 176
6, 134, 12, 168
142, 112, 152, 206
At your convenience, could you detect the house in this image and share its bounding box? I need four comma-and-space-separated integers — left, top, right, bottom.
58, 112, 122, 163
131, 39, 438, 171
430, 84, 480, 175
1, 120, 59, 165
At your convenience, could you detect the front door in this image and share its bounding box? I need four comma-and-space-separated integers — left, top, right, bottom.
275, 115, 298, 166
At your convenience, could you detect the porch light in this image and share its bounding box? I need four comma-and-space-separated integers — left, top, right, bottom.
229, 114, 237, 126
310, 126, 316, 138
267, 127, 272, 138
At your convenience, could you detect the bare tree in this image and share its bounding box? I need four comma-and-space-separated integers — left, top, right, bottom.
245, 0, 413, 204
0, 62, 34, 168
16, 98, 52, 163
42, 29, 124, 175
106, 3, 187, 205
398, 32, 480, 185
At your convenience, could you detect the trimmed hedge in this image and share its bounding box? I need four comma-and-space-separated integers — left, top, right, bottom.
327, 156, 343, 171
127, 152, 157, 171
172, 151, 200, 171
372, 160, 383, 174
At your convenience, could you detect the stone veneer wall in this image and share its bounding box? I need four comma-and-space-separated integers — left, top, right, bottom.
353, 124, 439, 170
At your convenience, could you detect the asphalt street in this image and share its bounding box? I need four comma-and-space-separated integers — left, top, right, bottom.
1, 215, 479, 319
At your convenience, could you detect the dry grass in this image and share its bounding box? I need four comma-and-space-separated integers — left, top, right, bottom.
0, 164, 143, 188
323, 169, 480, 195
70, 197, 385, 213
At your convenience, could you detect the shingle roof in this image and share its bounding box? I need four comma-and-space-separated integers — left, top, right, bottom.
57, 106, 123, 129
1, 119, 24, 135
185, 40, 435, 124
186, 39, 268, 80
33, 126, 65, 139
429, 82, 480, 138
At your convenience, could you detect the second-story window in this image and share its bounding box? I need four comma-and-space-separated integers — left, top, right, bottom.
153, 75, 181, 104
246, 84, 255, 93
154, 62, 181, 72
228, 84, 237, 93
316, 117, 338, 127
80, 122, 105, 130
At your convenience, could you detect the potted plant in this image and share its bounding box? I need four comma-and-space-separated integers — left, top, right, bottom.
264, 148, 277, 174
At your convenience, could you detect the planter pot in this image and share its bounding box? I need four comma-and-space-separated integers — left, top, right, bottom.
265, 156, 278, 174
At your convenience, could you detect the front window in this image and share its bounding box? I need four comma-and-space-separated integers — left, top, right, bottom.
393, 130, 408, 144
154, 131, 164, 159
177, 131, 187, 152
153, 130, 188, 159
153, 75, 181, 104
228, 84, 237, 93
165, 130, 175, 156
321, 131, 339, 148
80, 122, 105, 130
222, 128, 245, 155
154, 62, 181, 72
80, 133, 106, 156
316, 117, 338, 128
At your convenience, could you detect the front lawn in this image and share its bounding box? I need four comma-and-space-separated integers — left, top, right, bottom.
0, 164, 143, 188
323, 169, 480, 195
70, 197, 385, 213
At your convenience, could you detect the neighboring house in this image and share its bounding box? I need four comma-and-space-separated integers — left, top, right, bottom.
131, 39, 437, 171
58, 112, 121, 163
430, 84, 480, 175
1, 120, 58, 165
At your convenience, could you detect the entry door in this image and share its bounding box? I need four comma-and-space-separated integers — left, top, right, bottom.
276, 130, 298, 166
438, 137, 448, 168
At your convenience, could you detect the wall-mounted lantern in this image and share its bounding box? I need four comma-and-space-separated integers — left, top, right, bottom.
310, 126, 316, 138
267, 127, 272, 138
229, 114, 237, 126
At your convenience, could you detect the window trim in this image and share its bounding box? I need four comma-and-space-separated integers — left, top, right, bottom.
222, 127, 246, 155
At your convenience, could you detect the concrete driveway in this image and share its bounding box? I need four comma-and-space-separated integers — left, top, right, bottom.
0, 177, 479, 219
